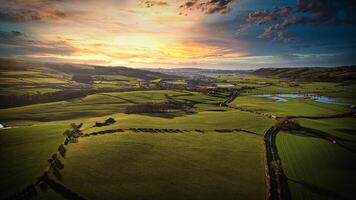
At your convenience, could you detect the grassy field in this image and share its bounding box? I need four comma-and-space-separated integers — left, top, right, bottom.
92, 75, 142, 89
0, 87, 273, 199
217, 74, 351, 98
81, 110, 273, 134
277, 131, 356, 200
0, 87, 62, 95
0, 122, 69, 199
298, 117, 356, 141
0, 109, 273, 199
60, 131, 266, 200
0, 90, 227, 122
276, 117, 356, 200
0, 63, 355, 200
231, 95, 349, 117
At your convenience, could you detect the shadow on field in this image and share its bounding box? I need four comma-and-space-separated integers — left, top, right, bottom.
334, 128, 356, 135
100, 93, 138, 104
136, 112, 189, 119
289, 127, 356, 153
288, 178, 349, 200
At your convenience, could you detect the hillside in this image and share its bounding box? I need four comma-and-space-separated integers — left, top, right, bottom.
252, 66, 356, 82
0, 58, 178, 81
0, 58, 181, 108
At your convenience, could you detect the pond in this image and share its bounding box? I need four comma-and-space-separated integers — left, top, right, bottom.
253, 94, 288, 102
253, 93, 341, 104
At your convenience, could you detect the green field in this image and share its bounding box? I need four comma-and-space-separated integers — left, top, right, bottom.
0, 122, 69, 199
231, 95, 349, 117
276, 117, 356, 200
58, 131, 266, 200
277, 131, 356, 200
0, 87, 273, 199
0, 90, 228, 122
0, 62, 355, 200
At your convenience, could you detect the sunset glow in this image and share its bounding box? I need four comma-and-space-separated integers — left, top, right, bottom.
0, 0, 355, 68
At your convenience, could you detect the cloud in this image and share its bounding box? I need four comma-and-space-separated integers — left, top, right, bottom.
247, 7, 292, 25
179, 0, 239, 15
237, 0, 356, 42
141, 0, 168, 8
0, 8, 67, 23
0, 0, 73, 23
0, 30, 77, 57
0, 30, 23, 39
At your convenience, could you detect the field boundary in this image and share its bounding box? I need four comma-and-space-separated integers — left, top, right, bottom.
5, 125, 263, 200
5, 124, 87, 200
82, 127, 262, 137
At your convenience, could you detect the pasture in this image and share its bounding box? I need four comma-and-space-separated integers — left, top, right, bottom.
0, 62, 355, 200
277, 128, 356, 200
231, 95, 349, 117
60, 131, 266, 200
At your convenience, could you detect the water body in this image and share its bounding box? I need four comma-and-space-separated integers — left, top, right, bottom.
253, 93, 340, 104
253, 94, 288, 102
0, 123, 16, 130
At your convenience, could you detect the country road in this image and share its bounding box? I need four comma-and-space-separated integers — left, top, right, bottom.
264, 126, 290, 200
220, 89, 240, 106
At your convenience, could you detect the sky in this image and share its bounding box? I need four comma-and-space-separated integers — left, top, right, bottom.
0, 0, 355, 69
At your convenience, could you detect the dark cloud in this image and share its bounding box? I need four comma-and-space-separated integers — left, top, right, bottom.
238, 0, 356, 42
274, 31, 294, 43
247, 7, 292, 25
141, 0, 168, 8
0, 0, 71, 23
0, 30, 23, 39
0, 8, 67, 23
0, 30, 77, 57
179, 0, 239, 15
295, 0, 356, 24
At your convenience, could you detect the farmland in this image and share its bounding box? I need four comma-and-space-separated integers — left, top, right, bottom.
0, 59, 355, 200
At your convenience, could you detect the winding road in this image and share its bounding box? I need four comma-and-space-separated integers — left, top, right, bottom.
264, 126, 290, 200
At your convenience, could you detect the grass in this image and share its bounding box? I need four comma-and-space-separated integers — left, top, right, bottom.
231, 95, 349, 117
0, 71, 42, 76
327, 84, 356, 104
0, 90, 226, 122
0, 77, 67, 84
249, 82, 339, 94
82, 110, 274, 135
217, 74, 342, 95
297, 117, 356, 142
277, 130, 356, 200
92, 75, 142, 89
94, 75, 140, 81
60, 131, 266, 200
0, 87, 273, 199
0, 122, 69, 199
217, 74, 279, 84
0, 87, 61, 95
1, 68, 355, 200
171, 80, 187, 85
276, 115, 356, 200
0, 109, 273, 199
